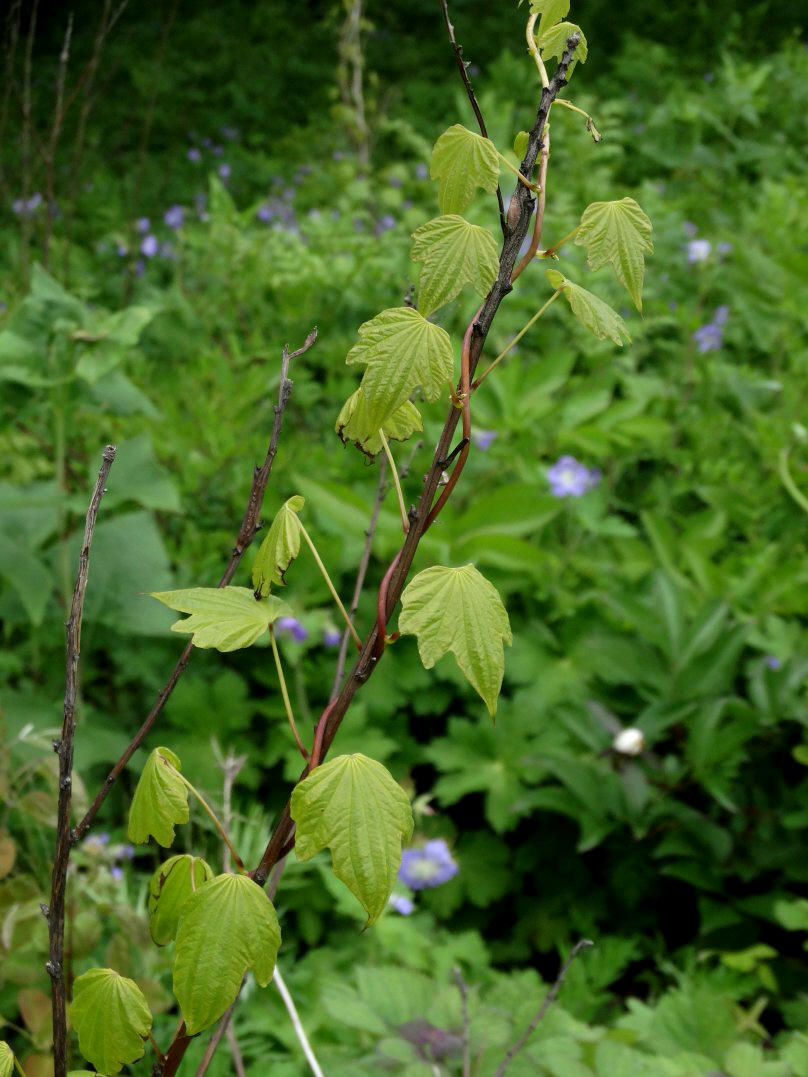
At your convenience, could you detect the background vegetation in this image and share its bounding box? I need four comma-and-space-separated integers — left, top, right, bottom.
1, 0, 808, 1073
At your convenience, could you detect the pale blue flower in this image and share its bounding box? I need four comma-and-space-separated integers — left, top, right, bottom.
547, 455, 600, 497
389, 894, 415, 915
473, 429, 497, 450
687, 239, 711, 264
164, 204, 185, 230
140, 234, 159, 258
187, 147, 201, 163
276, 617, 308, 643
323, 626, 341, 647
398, 839, 458, 889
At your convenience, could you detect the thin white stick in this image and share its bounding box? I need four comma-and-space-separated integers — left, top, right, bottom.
273, 964, 325, 1077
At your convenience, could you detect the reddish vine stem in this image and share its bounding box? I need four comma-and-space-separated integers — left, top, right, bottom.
160, 36, 581, 1075
48, 445, 116, 1077
73, 330, 317, 845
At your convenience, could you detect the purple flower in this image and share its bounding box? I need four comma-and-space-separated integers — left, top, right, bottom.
415, 163, 428, 180
323, 626, 342, 647
765, 655, 782, 670
115, 243, 128, 258
12, 192, 43, 217
547, 455, 600, 498
218, 163, 231, 180
135, 217, 150, 234
713, 304, 730, 326
276, 617, 308, 643
398, 839, 458, 890
187, 147, 201, 163
388, 175, 403, 188
682, 221, 698, 238
473, 429, 497, 451
83, 832, 110, 850
693, 306, 729, 353
375, 214, 396, 235
257, 202, 274, 222
140, 234, 159, 258
687, 239, 711, 264
221, 125, 238, 141
110, 865, 124, 881
163, 204, 185, 230
119, 843, 135, 860
717, 241, 733, 256
389, 894, 415, 915
212, 144, 224, 157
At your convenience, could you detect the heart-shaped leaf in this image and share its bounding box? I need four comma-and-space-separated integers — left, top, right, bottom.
148, 854, 214, 945
68, 968, 152, 1075
128, 747, 188, 848
151, 586, 291, 650
429, 124, 500, 214
575, 197, 653, 311
411, 215, 499, 317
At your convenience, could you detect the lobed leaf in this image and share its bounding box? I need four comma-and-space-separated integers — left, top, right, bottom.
173, 873, 281, 1034
346, 307, 453, 431
336, 386, 423, 458
0, 1042, 13, 1077
148, 854, 214, 945
127, 747, 188, 848
291, 754, 413, 925
151, 586, 291, 650
399, 564, 512, 717
529, 0, 570, 37
68, 968, 152, 1075
411, 215, 499, 317
429, 124, 500, 214
537, 21, 588, 77
252, 495, 304, 596
575, 197, 653, 311
546, 269, 631, 345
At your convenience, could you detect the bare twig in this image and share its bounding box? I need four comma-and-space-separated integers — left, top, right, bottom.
48, 445, 116, 1077
41, 11, 73, 266
441, 0, 506, 234
73, 330, 317, 844
273, 964, 325, 1077
225, 1023, 246, 1077
453, 967, 471, 1077
492, 939, 594, 1076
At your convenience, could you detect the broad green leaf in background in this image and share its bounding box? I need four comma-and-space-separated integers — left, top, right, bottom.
291, 754, 413, 925
346, 307, 453, 430
0, 1042, 14, 1077
537, 21, 588, 76
575, 197, 653, 310
530, 0, 570, 37
546, 269, 631, 346
94, 433, 181, 514
68, 968, 152, 1075
429, 124, 500, 214
173, 873, 280, 1034
127, 746, 188, 847
252, 495, 304, 596
0, 533, 52, 624
399, 564, 512, 717
151, 586, 290, 650
336, 386, 423, 458
148, 854, 214, 945
411, 215, 499, 317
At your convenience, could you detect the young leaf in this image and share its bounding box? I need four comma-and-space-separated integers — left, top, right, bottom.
336, 386, 423, 458
546, 269, 631, 346
429, 124, 500, 214
399, 564, 512, 717
537, 21, 588, 75
411, 215, 499, 317
530, 0, 570, 37
575, 197, 653, 311
128, 746, 189, 847
252, 495, 304, 596
346, 307, 453, 431
151, 586, 291, 650
0, 1042, 14, 1077
173, 873, 281, 1035
291, 754, 413, 925
68, 968, 152, 1075
148, 854, 214, 945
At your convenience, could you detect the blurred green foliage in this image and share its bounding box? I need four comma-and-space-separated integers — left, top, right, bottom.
1, 0, 808, 1072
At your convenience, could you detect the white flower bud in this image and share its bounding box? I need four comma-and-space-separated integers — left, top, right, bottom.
612, 727, 645, 756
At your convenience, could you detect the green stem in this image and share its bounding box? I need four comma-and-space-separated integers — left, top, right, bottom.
270, 627, 309, 760
552, 97, 602, 141
175, 772, 245, 872
778, 447, 808, 516
149, 1033, 165, 1065
496, 150, 539, 191
542, 224, 580, 258
13, 1056, 27, 1077
298, 523, 362, 649
526, 13, 550, 89
473, 290, 561, 389
379, 431, 409, 534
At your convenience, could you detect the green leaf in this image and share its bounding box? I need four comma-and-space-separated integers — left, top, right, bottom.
429, 124, 500, 214
251, 496, 304, 596
148, 854, 214, 945
0, 1042, 14, 1077
513, 130, 529, 159
411, 215, 499, 317
575, 197, 654, 311
68, 968, 152, 1075
546, 269, 631, 345
291, 754, 413, 925
529, 0, 570, 37
336, 386, 423, 458
399, 564, 512, 717
173, 873, 280, 1034
151, 586, 291, 650
346, 307, 453, 430
127, 746, 188, 847
537, 21, 588, 76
